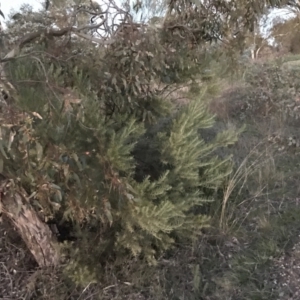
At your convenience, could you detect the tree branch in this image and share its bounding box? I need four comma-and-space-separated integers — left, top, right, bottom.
1, 20, 113, 62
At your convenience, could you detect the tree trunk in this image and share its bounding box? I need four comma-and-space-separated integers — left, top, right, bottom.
0, 179, 60, 267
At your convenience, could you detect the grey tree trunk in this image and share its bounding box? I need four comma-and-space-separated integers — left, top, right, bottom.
0, 179, 60, 267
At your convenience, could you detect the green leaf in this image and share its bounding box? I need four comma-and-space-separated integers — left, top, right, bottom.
0, 141, 8, 159
50, 183, 61, 191
54, 189, 63, 203
72, 153, 83, 171
7, 130, 16, 152
104, 200, 113, 226
72, 172, 82, 188
36, 141, 43, 161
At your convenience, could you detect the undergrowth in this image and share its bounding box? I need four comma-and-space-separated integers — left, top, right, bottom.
3, 56, 300, 300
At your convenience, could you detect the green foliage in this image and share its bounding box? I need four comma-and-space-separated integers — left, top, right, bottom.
2, 0, 300, 297
0, 0, 264, 286
242, 61, 300, 122
0, 49, 242, 274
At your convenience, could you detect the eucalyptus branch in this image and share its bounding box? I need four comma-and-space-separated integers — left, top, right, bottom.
0, 21, 113, 63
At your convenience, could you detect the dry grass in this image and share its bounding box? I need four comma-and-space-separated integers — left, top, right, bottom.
0, 217, 37, 299
219, 141, 276, 231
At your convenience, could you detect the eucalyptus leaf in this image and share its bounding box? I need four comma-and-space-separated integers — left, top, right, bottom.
72, 172, 82, 188
7, 130, 16, 152
72, 153, 83, 171
0, 141, 9, 159
36, 141, 43, 161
